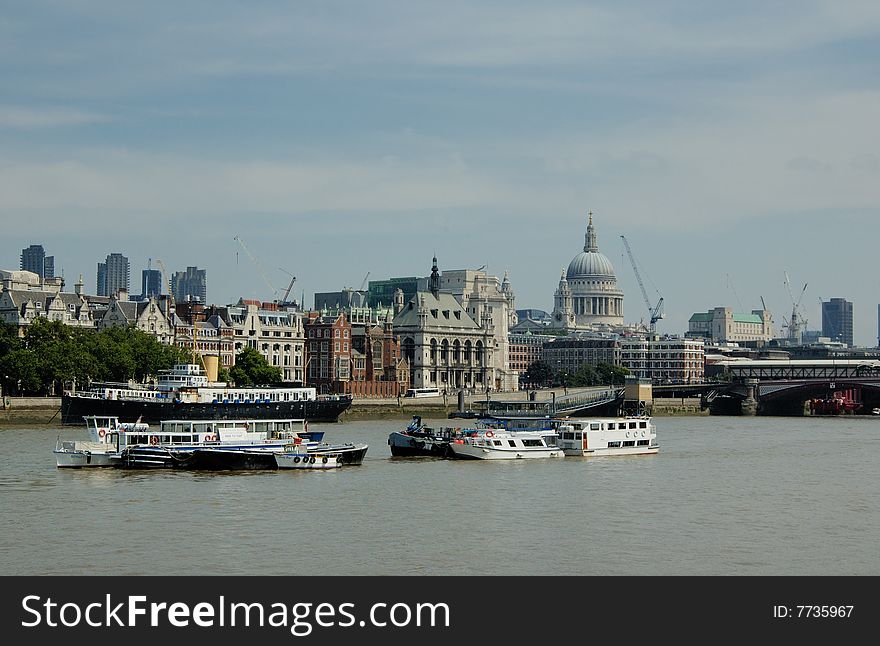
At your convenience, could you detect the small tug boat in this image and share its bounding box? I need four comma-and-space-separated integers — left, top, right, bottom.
555, 416, 658, 456
449, 428, 563, 460
388, 416, 458, 457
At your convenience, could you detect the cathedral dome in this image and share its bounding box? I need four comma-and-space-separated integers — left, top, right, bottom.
566, 250, 615, 279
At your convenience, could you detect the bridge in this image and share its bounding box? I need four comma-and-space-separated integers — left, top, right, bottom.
705, 359, 880, 416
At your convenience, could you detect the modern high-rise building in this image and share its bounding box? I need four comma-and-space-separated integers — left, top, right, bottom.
821, 298, 853, 347
97, 253, 130, 297
141, 268, 162, 300
171, 266, 207, 304
20, 244, 54, 279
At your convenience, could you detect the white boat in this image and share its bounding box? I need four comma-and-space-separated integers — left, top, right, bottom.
53, 416, 149, 468
449, 429, 564, 460
555, 416, 658, 456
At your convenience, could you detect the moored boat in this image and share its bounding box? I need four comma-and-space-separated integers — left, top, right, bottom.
61, 363, 352, 424
388, 416, 458, 458
555, 416, 658, 456
449, 429, 563, 460
54, 416, 150, 468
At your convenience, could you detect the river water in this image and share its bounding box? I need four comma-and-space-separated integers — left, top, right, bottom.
1, 416, 878, 576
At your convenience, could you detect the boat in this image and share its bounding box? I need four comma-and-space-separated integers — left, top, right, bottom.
555, 416, 658, 456
53, 416, 149, 468
275, 443, 341, 470
388, 416, 459, 458
448, 428, 564, 460
61, 363, 352, 425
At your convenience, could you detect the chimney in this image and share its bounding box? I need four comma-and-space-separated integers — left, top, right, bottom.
75, 274, 84, 296
117, 288, 129, 302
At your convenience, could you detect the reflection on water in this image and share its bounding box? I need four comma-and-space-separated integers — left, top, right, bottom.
1, 416, 879, 575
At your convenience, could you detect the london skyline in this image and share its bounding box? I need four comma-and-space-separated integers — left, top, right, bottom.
2, 1, 878, 344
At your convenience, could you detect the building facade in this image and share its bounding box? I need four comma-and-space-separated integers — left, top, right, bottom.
141, 268, 162, 300
0, 271, 94, 335
96, 293, 175, 344
20, 245, 54, 279
551, 213, 624, 331
540, 336, 621, 377
821, 298, 853, 347
224, 299, 306, 384
393, 259, 497, 392
687, 307, 773, 343
174, 303, 236, 371
348, 320, 410, 397
304, 312, 352, 394
620, 337, 705, 383
509, 331, 556, 386
172, 266, 207, 304
97, 253, 130, 297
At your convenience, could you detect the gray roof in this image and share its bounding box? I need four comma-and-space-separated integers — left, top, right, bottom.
392, 291, 479, 329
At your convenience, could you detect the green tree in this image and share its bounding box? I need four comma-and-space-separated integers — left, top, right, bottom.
596, 362, 629, 385
230, 347, 282, 386
568, 363, 599, 387
523, 360, 553, 386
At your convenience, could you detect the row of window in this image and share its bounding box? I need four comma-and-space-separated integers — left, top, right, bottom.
308, 328, 350, 339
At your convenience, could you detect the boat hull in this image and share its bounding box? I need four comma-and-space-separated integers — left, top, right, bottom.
54, 450, 120, 468
275, 453, 340, 469
61, 394, 351, 425
450, 444, 564, 460
562, 446, 659, 457
170, 449, 280, 470
388, 431, 453, 458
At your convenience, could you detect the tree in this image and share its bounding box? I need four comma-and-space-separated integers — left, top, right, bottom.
596, 362, 629, 385
523, 360, 553, 387
230, 347, 282, 386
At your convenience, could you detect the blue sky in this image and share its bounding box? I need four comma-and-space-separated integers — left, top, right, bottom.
2, 1, 879, 344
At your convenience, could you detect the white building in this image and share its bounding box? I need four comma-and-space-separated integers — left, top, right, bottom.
687, 307, 774, 343
223, 299, 306, 384
551, 212, 625, 331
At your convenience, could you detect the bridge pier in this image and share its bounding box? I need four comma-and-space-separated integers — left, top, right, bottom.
740, 379, 758, 416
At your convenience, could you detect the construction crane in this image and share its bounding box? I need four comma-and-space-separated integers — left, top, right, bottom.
782, 271, 808, 343
279, 268, 297, 305
620, 235, 664, 333
359, 272, 370, 291
234, 235, 278, 299
154, 258, 173, 300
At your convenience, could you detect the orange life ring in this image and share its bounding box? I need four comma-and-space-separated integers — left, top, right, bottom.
149, 435, 159, 446
485, 430, 495, 438
97, 429, 106, 439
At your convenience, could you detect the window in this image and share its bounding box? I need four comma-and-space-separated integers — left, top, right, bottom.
637, 440, 649, 446
607, 441, 621, 448
521, 439, 543, 447
508, 440, 516, 447
335, 342, 340, 352
344, 330, 349, 338
493, 440, 502, 446
590, 423, 600, 430
607, 423, 616, 430
622, 441, 636, 447
335, 329, 341, 338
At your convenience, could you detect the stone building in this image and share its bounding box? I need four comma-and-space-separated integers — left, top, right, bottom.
620, 337, 705, 383
0, 271, 95, 335
687, 307, 773, 343
551, 212, 624, 331
173, 303, 236, 371
223, 299, 306, 384
509, 331, 557, 385
393, 258, 498, 392
348, 320, 410, 397
540, 336, 621, 377
96, 291, 175, 344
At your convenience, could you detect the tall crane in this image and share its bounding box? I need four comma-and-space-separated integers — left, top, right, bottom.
620, 235, 664, 332
279, 268, 297, 305
359, 272, 370, 291
782, 271, 808, 343
154, 258, 173, 300
234, 235, 278, 299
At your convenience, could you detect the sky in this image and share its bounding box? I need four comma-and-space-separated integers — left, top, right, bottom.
2, 0, 879, 345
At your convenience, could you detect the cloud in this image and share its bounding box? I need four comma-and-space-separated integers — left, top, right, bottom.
0, 106, 110, 128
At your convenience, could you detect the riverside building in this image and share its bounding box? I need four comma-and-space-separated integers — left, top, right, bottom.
687, 307, 774, 344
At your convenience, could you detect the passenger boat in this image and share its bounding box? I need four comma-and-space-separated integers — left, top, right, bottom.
53, 416, 149, 468
449, 429, 564, 460
61, 363, 352, 424
555, 416, 658, 456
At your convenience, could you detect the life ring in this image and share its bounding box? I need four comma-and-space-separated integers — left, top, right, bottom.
486, 430, 495, 438
625, 431, 630, 438
310, 456, 316, 464
293, 456, 301, 464
322, 456, 328, 464
97, 429, 106, 439
149, 436, 159, 446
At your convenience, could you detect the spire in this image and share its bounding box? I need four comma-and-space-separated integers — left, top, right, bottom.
584, 210, 598, 252
429, 256, 440, 297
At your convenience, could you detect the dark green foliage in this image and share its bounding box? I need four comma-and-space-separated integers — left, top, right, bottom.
0, 318, 189, 395
523, 360, 553, 386
555, 362, 629, 387
229, 347, 282, 386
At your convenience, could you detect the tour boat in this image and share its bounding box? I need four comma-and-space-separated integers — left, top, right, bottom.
53, 416, 150, 468
61, 363, 352, 424
555, 416, 658, 456
449, 429, 564, 460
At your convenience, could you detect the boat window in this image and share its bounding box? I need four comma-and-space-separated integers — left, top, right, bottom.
607, 441, 621, 448
590, 423, 600, 430
637, 440, 649, 446
607, 423, 615, 430
639, 422, 647, 429
574, 432, 582, 440
622, 441, 636, 447
629, 422, 637, 429
493, 440, 502, 446
508, 440, 516, 447
521, 439, 543, 447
